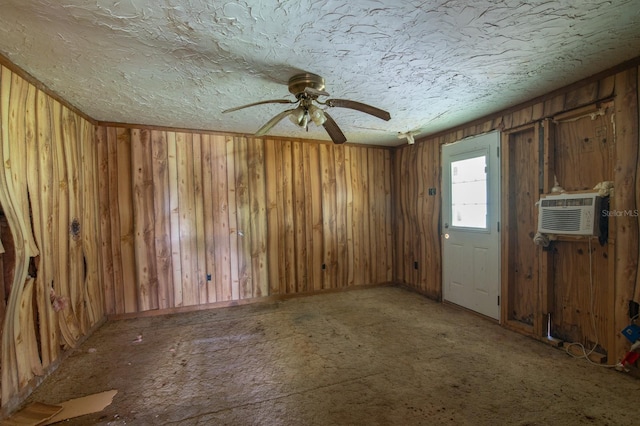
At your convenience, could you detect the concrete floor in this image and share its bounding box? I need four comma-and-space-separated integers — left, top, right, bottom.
24, 286, 640, 425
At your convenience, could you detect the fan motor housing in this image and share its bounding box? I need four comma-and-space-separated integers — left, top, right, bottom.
288, 73, 325, 96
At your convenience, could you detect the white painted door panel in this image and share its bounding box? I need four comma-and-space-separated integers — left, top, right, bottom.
442, 131, 500, 320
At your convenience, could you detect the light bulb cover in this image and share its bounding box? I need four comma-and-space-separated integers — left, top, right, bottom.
308, 104, 327, 126
289, 106, 306, 125
299, 113, 309, 128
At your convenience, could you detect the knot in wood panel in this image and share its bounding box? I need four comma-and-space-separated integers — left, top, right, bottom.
70, 218, 81, 240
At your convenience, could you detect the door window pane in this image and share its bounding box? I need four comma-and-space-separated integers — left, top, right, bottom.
451, 155, 487, 229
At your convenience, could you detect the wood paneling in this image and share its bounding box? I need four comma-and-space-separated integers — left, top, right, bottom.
547, 104, 615, 355
551, 240, 610, 350
101, 131, 394, 315
554, 105, 613, 191
394, 67, 639, 365
502, 126, 539, 329
0, 66, 103, 407
613, 68, 640, 363
1, 46, 639, 410
392, 141, 441, 299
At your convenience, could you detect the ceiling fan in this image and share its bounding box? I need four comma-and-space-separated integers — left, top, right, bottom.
222, 73, 391, 144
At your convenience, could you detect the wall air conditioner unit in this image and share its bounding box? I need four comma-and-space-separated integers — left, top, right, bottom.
537, 192, 602, 236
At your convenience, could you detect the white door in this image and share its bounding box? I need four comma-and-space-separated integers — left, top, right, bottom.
442, 131, 501, 320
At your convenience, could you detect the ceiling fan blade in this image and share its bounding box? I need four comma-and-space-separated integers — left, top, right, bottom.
222, 99, 295, 113
322, 112, 347, 144
255, 109, 296, 137
325, 99, 391, 121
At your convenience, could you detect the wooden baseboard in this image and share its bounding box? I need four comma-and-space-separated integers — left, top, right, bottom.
562, 342, 608, 364
107, 282, 395, 321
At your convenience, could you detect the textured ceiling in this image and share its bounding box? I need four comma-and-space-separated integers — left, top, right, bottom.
1, 1, 639, 146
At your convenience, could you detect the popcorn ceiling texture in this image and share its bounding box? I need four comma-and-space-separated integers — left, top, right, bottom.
1, 0, 639, 145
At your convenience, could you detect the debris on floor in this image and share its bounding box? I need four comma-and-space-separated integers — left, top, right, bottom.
0, 402, 62, 426
2, 390, 118, 426
42, 390, 117, 425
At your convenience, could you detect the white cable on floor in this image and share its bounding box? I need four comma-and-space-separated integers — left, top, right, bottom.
564, 237, 616, 368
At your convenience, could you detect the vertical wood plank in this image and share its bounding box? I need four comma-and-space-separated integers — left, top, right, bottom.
349, 146, 363, 286
226, 136, 240, 300
62, 106, 86, 329
167, 131, 183, 307
273, 139, 287, 295
248, 138, 268, 298
52, 101, 81, 345
25, 84, 51, 368
416, 143, 426, 290
292, 141, 307, 291
131, 129, 158, 311
392, 148, 403, 284
320, 143, 337, 289
234, 136, 252, 299
432, 141, 442, 296
35, 90, 59, 363
398, 146, 410, 285
0, 65, 23, 399
539, 119, 555, 338
192, 134, 207, 304
212, 135, 231, 301
150, 130, 174, 309
82, 119, 104, 323
95, 126, 116, 315
264, 138, 281, 295
176, 132, 197, 306
302, 143, 316, 292
115, 128, 137, 313
613, 68, 639, 363
334, 144, 348, 287
106, 127, 125, 314
281, 141, 295, 294
200, 134, 217, 303
367, 148, 379, 284
384, 149, 394, 283
359, 147, 371, 285
344, 145, 354, 286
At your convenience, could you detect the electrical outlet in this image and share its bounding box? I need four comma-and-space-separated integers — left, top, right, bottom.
414, 261, 418, 270
206, 274, 212, 281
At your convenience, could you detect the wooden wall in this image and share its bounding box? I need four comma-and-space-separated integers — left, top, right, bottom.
502, 125, 539, 328
1, 46, 639, 411
393, 141, 441, 299
97, 128, 393, 315
0, 64, 103, 408
393, 65, 640, 365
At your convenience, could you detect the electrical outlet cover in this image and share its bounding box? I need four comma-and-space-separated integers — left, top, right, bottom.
621, 324, 640, 343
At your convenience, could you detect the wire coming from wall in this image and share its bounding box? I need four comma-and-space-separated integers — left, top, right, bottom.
564, 237, 617, 368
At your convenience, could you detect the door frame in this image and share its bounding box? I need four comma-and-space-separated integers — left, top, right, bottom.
441, 130, 501, 321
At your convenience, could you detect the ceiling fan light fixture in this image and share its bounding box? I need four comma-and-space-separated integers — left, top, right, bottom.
299, 113, 309, 128
308, 104, 326, 126
289, 105, 306, 125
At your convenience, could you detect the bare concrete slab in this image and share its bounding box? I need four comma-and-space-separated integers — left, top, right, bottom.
22, 286, 640, 425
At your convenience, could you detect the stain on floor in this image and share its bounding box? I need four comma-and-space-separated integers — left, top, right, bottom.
23, 286, 640, 425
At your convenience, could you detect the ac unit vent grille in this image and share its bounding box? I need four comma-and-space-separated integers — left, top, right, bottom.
540, 209, 581, 232
537, 192, 602, 236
